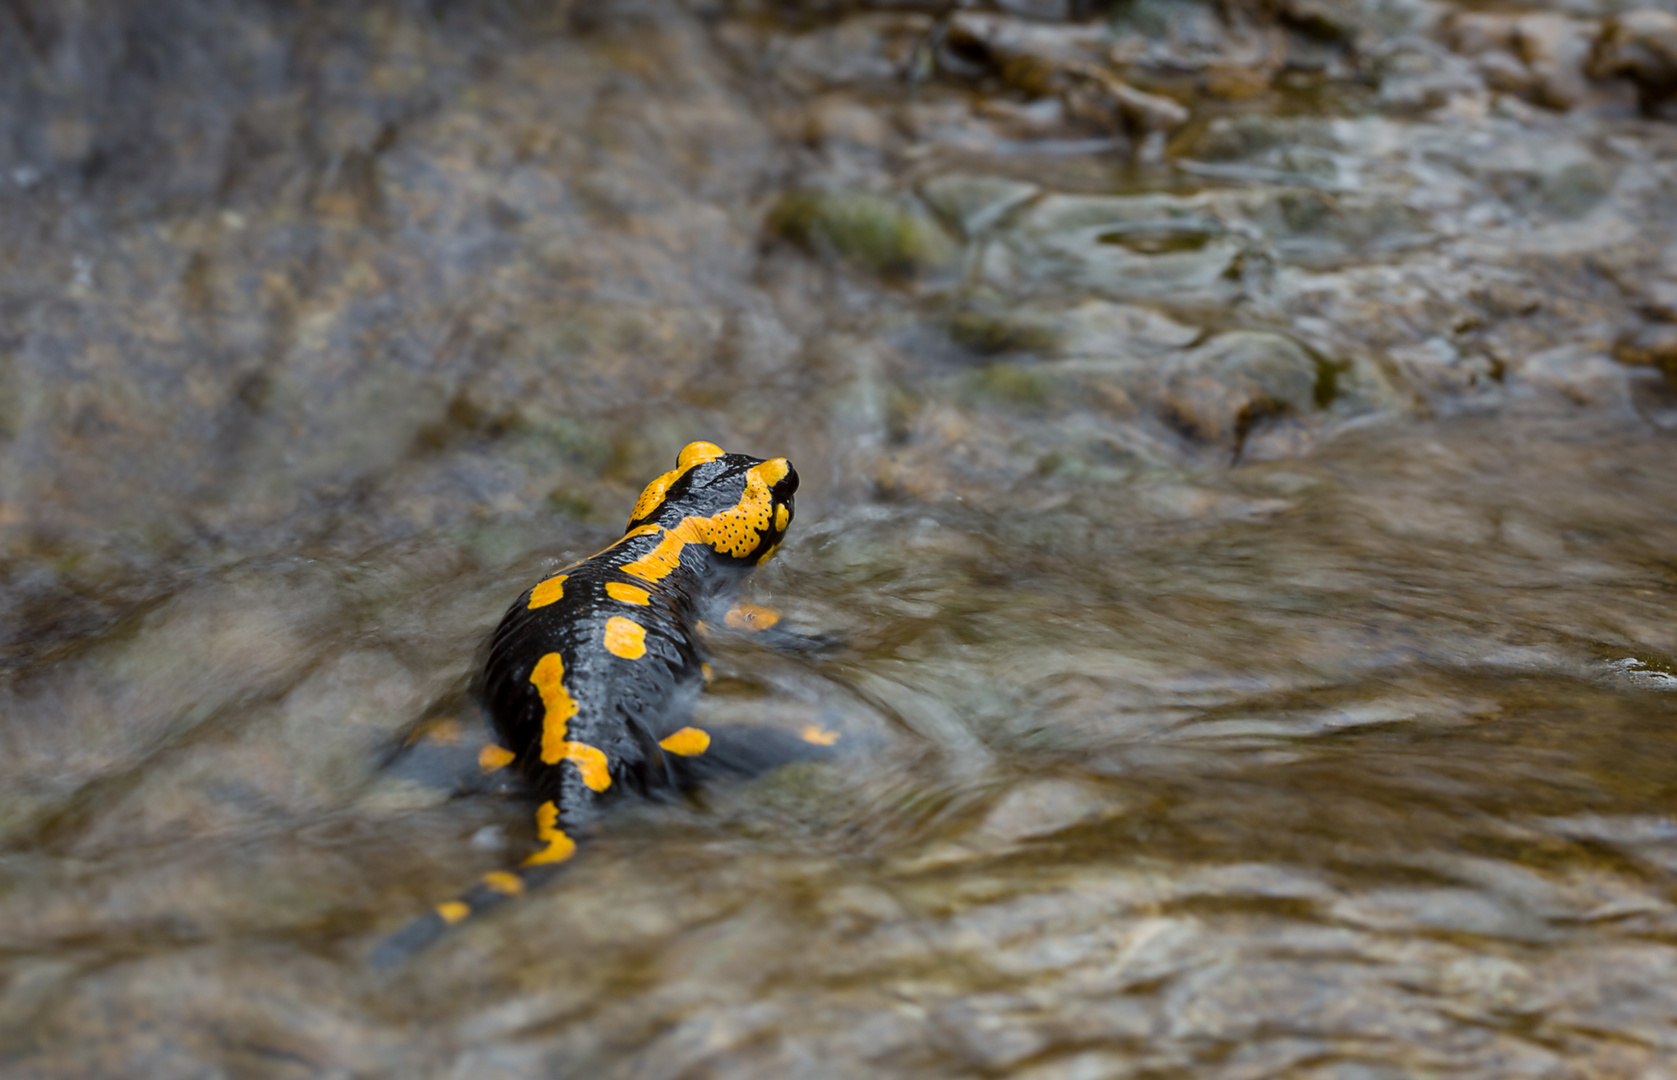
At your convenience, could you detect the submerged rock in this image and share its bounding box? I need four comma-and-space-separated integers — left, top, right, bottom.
1589, 9, 1677, 114
767, 189, 960, 279
993, 193, 1258, 308
1155, 331, 1323, 450
1613, 321, 1677, 382
919, 174, 1040, 242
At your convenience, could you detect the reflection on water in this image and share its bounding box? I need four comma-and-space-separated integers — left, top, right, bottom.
6, 415, 1675, 1078
2, 0, 1677, 1076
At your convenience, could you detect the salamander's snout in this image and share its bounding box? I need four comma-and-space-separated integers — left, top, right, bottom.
770, 459, 797, 498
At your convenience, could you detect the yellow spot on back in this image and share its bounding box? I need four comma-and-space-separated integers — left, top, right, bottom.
524, 801, 578, 866
436, 900, 471, 924
478, 744, 516, 773
482, 871, 523, 895
563, 741, 612, 791
528, 574, 568, 609
659, 727, 711, 756
531, 653, 579, 765
605, 581, 651, 606
758, 543, 781, 565
775, 504, 789, 531
725, 602, 780, 631
801, 724, 841, 747
603, 615, 648, 659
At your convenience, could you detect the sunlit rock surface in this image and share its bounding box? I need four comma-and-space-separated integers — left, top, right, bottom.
3, 0, 1677, 1076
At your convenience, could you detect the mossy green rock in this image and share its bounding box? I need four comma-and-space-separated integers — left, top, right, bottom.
769, 190, 960, 279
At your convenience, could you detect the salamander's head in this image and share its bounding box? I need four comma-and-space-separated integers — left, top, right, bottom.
625, 441, 798, 564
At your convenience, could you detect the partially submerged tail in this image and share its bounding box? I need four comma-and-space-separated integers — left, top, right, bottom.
369, 780, 583, 970
368, 861, 572, 970
368, 719, 846, 969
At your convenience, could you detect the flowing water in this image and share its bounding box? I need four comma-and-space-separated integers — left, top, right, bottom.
2, 1, 1677, 1076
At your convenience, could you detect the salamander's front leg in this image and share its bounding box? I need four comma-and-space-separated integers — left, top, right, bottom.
723, 601, 782, 632
658, 719, 847, 787
712, 601, 842, 655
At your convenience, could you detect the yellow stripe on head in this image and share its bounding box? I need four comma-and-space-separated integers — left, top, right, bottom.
753, 457, 791, 486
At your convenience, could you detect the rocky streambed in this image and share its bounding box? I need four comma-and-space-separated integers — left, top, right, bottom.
2, 1, 1677, 1076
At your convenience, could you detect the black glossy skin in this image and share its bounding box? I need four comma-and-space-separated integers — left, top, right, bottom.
483, 449, 798, 819
371, 444, 800, 967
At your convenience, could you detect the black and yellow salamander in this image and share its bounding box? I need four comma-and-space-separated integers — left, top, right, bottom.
373, 441, 825, 966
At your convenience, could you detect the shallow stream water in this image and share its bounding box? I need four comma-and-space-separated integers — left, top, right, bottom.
3, 1, 1677, 1077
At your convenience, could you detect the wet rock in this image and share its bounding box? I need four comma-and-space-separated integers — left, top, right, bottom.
1154, 331, 1322, 451
1055, 299, 1201, 359
1172, 114, 1347, 189
944, 13, 1191, 135
767, 189, 960, 279
1271, 0, 1430, 43
1512, 14, 1599, 112
1515, 346, 1635, 410
1589, 9, 1677, 114
949, 309, 1067, 357
1613, 321, 1677, 381
949, 298, 1198, 362
1444, 11, 1633, 113
802, 94, 896, 153
1445, 13, 1539, 99
941, 14, 1110, 72
1374, 37, 1485, 113
1464, 137, 1614, 221
1105, 0, 1297, 101
749, 13, 935, 94
992, 194, 1256, 309
1603, 657, 1677, 690
975, 778, 1118, 843
1241, 187, 1433, 266
919, 174, 1040, 241
1386, 335, 1497, 401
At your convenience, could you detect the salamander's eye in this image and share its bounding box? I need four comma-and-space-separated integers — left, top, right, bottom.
677, 441, 725, 469
773, 461, 798, 497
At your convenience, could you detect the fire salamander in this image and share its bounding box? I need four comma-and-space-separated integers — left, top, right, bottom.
372, 441, 829, 966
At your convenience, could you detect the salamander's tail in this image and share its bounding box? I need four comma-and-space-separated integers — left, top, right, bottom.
368, 721, 850, 969
368, 797, 580, 971
368, 861, 569, 970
